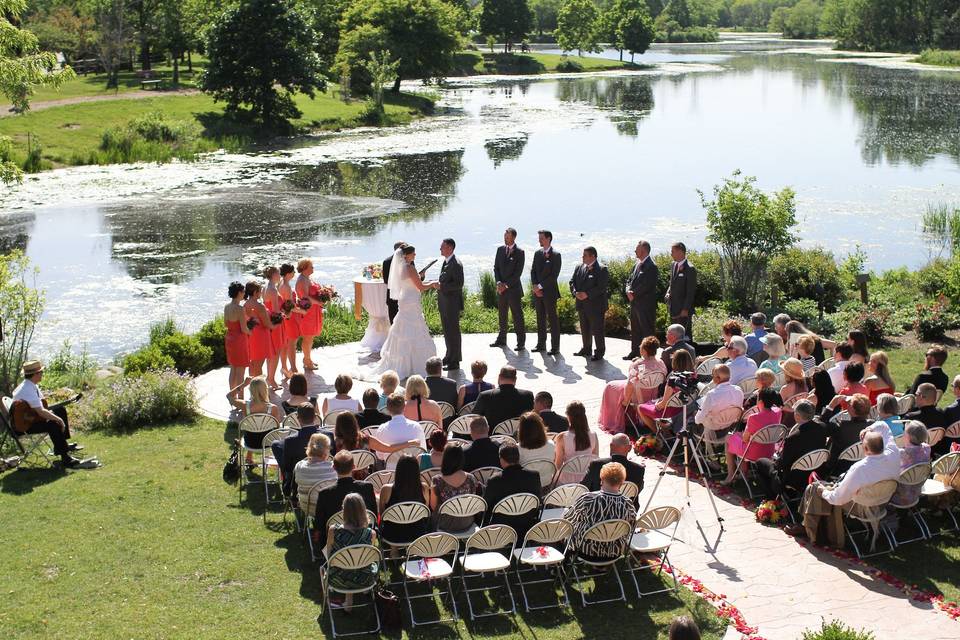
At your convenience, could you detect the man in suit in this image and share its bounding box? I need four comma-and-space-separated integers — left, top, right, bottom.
905, 383, 950, 454
425, 357, 458, 408
473, 366, 534, 431
754, 401, 827, 499
434, 238, 464, 369
569, 246, 609, 361
665, 242, 697, 340
491, 227, 526, 350
463, 417, 501, 471
581, 434, 644, 502
483, 444, 542, 539
530, 229, 561, 355
660, 324, 697, 374
314, 451, 378, 547
272, 402, 322, 497
354, 388, 390, 429
534, 391, 569, 433
625, 240, 659, 361
382, 241, 406, 324
907, 345, 949, 395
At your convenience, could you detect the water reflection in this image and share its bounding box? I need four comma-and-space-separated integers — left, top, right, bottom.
485, 135, 529, 167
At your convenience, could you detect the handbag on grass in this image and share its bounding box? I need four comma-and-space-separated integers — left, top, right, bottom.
222, 440, 241, 485
375, 588, 402, 630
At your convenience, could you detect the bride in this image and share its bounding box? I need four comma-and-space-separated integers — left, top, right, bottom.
374, 245, 438, 379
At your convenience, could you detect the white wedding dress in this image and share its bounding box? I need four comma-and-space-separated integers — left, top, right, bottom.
371, 250, 437, 379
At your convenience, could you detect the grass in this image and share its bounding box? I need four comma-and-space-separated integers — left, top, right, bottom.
914, 49, 960, 67
0, 418, 727, 639
452, 51, 644, 76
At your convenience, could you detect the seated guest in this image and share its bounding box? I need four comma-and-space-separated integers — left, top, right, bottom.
820, 430, 900, 507
904, 383, 949, 454
696, 319, 743, 364
458, 360, 494, 408
824, 393, 871, 476
661, 323, 696, 374
863, 351, 895, 403
638, 349, 696, 432
517, 411, 556, 486
809, 368, 838, 414
599, 336, 667, 434
377, 370, 402, 410
425, 356, 458, 408
743, 369, 776, 409
369, 394, 426, 468
825, 362, 868, 412
295, 433, 337, 508
464, 417, 501, 471
535, 391, 569, 434
273, 402, 321, 497
847, 329, 870, 364
907, 344, 948, 395
786, 320, 835, 364
333, 412, 366, 455
779, 358, 809, 405
403, 375, 442, 425
827, 344, 853, 393
694, 364, 744, 430
564, 462, 637, 561
324, 493, 379, 612
890, 421, 931, 508
282, 373, 316, 414
795, 335, 818, 373
355, 388, 390, 428
419, 428, 447, 470
944, 375, 960, 426
378, 455, 430, 546
11, 359, 84, 468
720, 387, 784, 485
473, 365, 535, 430
874, 393, 903, 436
555, 401, 599, 483
321, 374, 362, 417
725, 336, 757, 385
581, 433, 645, 497
758, 334, 787, 375
754, 400, 827, 499
430, 444, 480, 534
772, 313, 791, 344
227, 376, 284, 463
745, 312, 768, 358
483, 444, 542, 539
316, 451, 378, 548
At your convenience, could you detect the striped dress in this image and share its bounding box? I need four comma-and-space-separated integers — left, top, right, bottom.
564, 490, 637, 560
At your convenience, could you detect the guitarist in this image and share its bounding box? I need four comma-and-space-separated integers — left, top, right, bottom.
12, 360, 83, 468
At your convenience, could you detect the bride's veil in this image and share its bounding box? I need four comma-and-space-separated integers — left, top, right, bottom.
387, 248, 407, 301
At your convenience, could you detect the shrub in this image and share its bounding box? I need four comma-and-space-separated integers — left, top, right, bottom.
122, 344, 176, 375
44, 341, 98, 390
314, 301, 365, 347
478, 271, 498, 309
195, 316, 227, 369
781, 298, 820, 326
916, 258, 950, 298
604, 303, 630, 337
78, 369, 197, 433
555, 58, 583, 72
848, 305, 894, 346
652, 249, 724, 312
358, 100, 385, 125
605, 256, 635, 308
914, 296, 951, 341
154, 332, 213, 375
149, 317, 178, 344
556, 292, 579, 333
769, 248, 845, 311
127, 111, 202, 144
801, 619, 875, 640
693, 305, 747, 345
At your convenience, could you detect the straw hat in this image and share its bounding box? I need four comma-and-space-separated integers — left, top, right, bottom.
21, 360, 44, 377
763, 334, 786, 358
782, 358, 804, 381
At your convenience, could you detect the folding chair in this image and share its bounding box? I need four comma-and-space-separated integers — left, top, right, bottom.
696, 357, 722, 380
349, 450, 376, 476
471, 466, 502, 485
552, 454, 597, 488
737, 377, 757, 396
280, 413, 301, 429
403, 532, 460, 626
568, 519, 633, 606
436, 494, 486, 540
522, 458, 557, 491
459, 525, 517, 619
781, 448, 829, 522
386, 446, 426, 469
820, 357, 835, 370
493, 418, 520, 436
420, 467, 441, 487
946, 420, 960, 444
325, 509, 379, 537
490, 434, 517, 448
365, 470, 393, 496
730, 423, 787, 499
927, 427, 945, 449
651, 391, 686, 450
0, 397, 54, 468
489, 492, 540, 527
420, 420, 441, 440
446, 438, 466, 448
445, 415, 474, 440
624, 370, 665, 438
360, 426, 378, 439
303, 479, 337, 562
696, 405, 742, 474
436, 402, 456, 422
884, 462, 933, 545
323, 410, 348, 426
540, 483, 587, 520
920, 452, 960, 535
740, 405, 760, 424
626, 505, 682, 597
620, 480, 639, 502
380, 501, 431, 560
772, 370, 786, 389
459, 401, 477, 416
321, 544, 383, 638
260, 427, 296, 521
782, 393, 808, 412
831, 442, 864, 480
844, 479, 898, 558
512, 519, 573, 611
238, 413, 280, 504
897, 394, 915, 415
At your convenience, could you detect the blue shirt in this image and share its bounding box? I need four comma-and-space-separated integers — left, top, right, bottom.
745, 328, 767, 356
883, 416, 904, 437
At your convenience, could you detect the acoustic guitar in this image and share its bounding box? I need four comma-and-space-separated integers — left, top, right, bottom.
11, 394, 81, 434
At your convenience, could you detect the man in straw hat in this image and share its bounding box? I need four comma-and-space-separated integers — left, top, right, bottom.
12, 360, 83, 468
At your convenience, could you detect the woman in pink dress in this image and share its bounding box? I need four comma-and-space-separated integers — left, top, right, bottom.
637, 349, 695, 433
599, 336, 667, 434
243, 281, 276, 378
262, 266, 285, 391
224, 282, 251, 399
295, 259, 324, 370
278, 263, 299, 378
720, 387, 784, 485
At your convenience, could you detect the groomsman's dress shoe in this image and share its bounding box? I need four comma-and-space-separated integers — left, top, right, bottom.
591, 354, 604, 361
67, 443, 84, 452
516, 345, 525, 351
442, 357, 449, 364
490, 340, 506, 347
548, 349, 561, 356
531, 345, 545, 353
573, 349, 590, 357
443, 362, 459, 371
623, 352, 638, 361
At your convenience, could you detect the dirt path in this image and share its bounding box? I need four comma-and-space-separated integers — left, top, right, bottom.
0, 88, 201, 117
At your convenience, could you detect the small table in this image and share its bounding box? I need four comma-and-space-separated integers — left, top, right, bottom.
353, 278, 389, 352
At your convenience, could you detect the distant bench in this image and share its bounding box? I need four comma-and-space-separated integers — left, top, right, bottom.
141, 79, 163, 90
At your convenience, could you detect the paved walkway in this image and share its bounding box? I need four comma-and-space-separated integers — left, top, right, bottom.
195, 333, 956, 639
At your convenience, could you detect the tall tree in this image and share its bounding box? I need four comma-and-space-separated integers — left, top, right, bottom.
94, 0, 134, 89
619, 5, 655, 61
158, 0, 188, 84
480, 0, 535, 52
603, 0, 652, 60
556, 0, 601, 55
662, 0, 691, 28
530, 0, 562, 35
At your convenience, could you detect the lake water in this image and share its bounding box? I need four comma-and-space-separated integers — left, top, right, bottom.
4, 37, 960, 360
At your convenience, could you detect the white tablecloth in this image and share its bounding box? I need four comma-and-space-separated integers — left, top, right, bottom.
354, 278, 389, 352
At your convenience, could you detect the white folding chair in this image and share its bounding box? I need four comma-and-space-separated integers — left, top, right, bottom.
697, 405, 742, 473
459, 401, 477, 416
737, 377, 757, 396
624, 370, 666, 437
436, 402, 456, 421
490, 434, 517, 448
820, 357, 835, 370
833, 442, 865, 479
237, 413, 280, 504
281, 413, 301, 429
403, 532, 459, 626
540, 483, 587, 520
386, 446, 426, 470
884, 462, 933, 545
446, 439, 466, 448
522, 458, 557, 490
897, 394, 915, 415
731, 423, 787, 499
946, 420, 960, 443
471, 466, 502, 486
740, 405, 760, 423
349, 449, 376, 475
782, 448, 829, 522
620, 480, 639, 502
568, 519, 633, 606
492, 418, 520, 437
420, 420, 441, 440
489, 492, 540, 527
920, 453, 960, 535
380, 501, 430, 554
927, 427, 946, 448
626, 505, 682, 596
446, 414, 475, 439
696, 357, 722, 378
260, 427, 296, 520
552, 454, 597, 488
783, 393, 809, 411
436, 494, 486, 539
321, 544, 383, 638
324, 509, 380, 555
323, 410, 348, 427
459, 525, 517, 619
365, 470, 394, 496
512, 519, 573, 611
420, 467, 441, 487
302, 479, 337, 562
772, 370, 786, 389
651, 391, 686, 449
360, 426, 378, 439
844, 479, 898, 558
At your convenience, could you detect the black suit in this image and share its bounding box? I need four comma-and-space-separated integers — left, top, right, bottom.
581, 454, 645, 502
382, 255, 398, 323
538, 410, 569, 434
315, 477, 378, 547
494, 244, 526, 346
825, 417, 869, 476
666, 259, 697, 339
569, 262, 609, 357
473, 384, 534, 431
905, 405, 950, 454
426, 375, 459, 409
755, 419, 828, 498
483, 464, 542, 538
627, 256, 659, 354
437, 256, 464, 364
464, 437, 502, 472
661, 339, 697, 374
354, 409, 391, 429
908, 367, 948, 395
530, 247, 561, 351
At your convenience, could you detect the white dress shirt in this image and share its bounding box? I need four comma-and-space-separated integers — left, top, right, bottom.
828, 359, 849, 393
727, 355, 758, 385
695, 381, 744, 427
822, 420, 901, 506
374, 414, 427, 465
12, 378, 43, 409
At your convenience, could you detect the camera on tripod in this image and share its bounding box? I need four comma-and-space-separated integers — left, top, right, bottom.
667, 370, 698, 394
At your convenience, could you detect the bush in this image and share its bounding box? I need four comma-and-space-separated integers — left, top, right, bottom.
149, 317, 178, 344
848, 305, 894, 346
604, 303, 630, 337
605, 256, 635, 308
769, 248, 845, 311
358, 100, 385, 125
122, 344, 176, 375
916, 258, 950, 299
127, 111, 202, 144
555, 58, 584, 72
556, 292, 579, 334
78, 369, 197, 433
154, 332, 213, 375
693, 305, 747, 345
914, 296, 951, 341
801, 619, 875, 640
314, 301, 365, 347
195, 316, 227, 369
44, 341, 98, 390
478, 271, 498, 309
652, 249, 724, 312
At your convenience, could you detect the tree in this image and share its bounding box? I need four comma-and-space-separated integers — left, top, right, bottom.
604, 0, 653, 60
662, 0, 691, 28
480, 0, 534, 52
530, 0, 562, 35
95, 0, 135, 90
200, 0, 325, 123
0, 251, 45, 395
783, 0, 821, 38
619, 6, 655, 61
556, 0, 601, 55
700, 170, 797, 310
363, 49, 401, 112
24, 6, 98, 62
300, 0, 352, 71
158, 0, 189, 85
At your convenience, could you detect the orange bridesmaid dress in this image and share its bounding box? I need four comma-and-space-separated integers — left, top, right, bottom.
224, 320, 249, 368
265, 300, 285, 355
248, 317, 272, 361
298, 287, 324, 336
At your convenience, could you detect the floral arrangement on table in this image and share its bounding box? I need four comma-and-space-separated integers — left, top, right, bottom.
755, 498, 789, 524
632, 434, 660, 456
362, 264, 383, 280
309, 283, 338, 304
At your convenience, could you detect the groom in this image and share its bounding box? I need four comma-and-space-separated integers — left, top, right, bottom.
434, 238, 464, 370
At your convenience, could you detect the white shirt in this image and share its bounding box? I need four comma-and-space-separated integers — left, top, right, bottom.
444, 254, 454, 264
828, 360, 849, 393
695, 381, 744, 427
822, 421, 901, 506
12, 378, 43, 409
727, 355, 758, 385
375, 414, 427, 465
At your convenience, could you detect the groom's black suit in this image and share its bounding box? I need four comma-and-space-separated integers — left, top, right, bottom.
383, 254, 398, 323
530, 247, 561, 352
437, 255, 464, 366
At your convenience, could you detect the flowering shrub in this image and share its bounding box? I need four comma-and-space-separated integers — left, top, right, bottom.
79, 369, 197, 433
849, 305, 894, 346
914, 296, 952, 341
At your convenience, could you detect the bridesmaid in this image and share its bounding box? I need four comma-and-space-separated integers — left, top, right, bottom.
295, 259, 324, 370
278, 263, 299, 378
244, 280, 275, 378
224, 282, 251, 399
262, 266, 285, 391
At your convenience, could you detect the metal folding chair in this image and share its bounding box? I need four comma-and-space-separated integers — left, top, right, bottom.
260, 427, 296, 521
323, 410, 348, 427
620, 480, 640, 502
403, 532, 459, 626
624, 370, 665, 438
471, 466, 502, 485
884, 462, 933, 545
419, 420, 441, 440
379, 501, 431, 562
540, 483, 586, 520
781, 448, 829, 522
731, 423, 787, 499
436, 494, 486, 540
490, 434, 517, 448
349, 450, 376, 476
321, 544, 383, 638
420, 467, 441, 487
568, 519, 633, 606
522, 458, 557, 491
626, 506, 681, 597
489, 492, 540, 527
365, 470, 393, 496
552, 454, 597, 488
512, 518, 573, 611
280, 413, 301, 429
238, 413, 280, 505
445, 415, 474, 439
897, 394, 915, 415
459, 525, 517, 619
920, 453, 960, 535
844, 479, 898, 558
0, 398, 54, 469
385, 446, 426, 469
459, 401, 476, 416
436, 402, 456, 422
493, 418, 520, 436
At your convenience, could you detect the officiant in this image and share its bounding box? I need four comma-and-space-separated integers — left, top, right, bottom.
436, 238, 464, 370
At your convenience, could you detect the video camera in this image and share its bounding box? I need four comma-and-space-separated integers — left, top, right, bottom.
667, 370, 699, 394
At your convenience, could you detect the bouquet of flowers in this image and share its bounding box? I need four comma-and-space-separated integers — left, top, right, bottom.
755, 499, 789, 524
281, 299, 295, 315
269, 311, 283, 325
246, 318, 257, 331
296, 298, 312, 311
632, 434, 660, 457
309, 283, 339, 304
363, 264, 383, 280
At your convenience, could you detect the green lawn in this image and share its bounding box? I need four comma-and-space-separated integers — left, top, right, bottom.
914, 49, 960, 67
0, 419, 727, 639
453, 51, 644, 76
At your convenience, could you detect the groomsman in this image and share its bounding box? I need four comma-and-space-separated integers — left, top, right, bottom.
491, 227, 526, 350
625, 240, 659, 360
530, 230, 561, 355
665, 241, 697, 339
569, 246, 609, 361
436, 238, 464, 370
